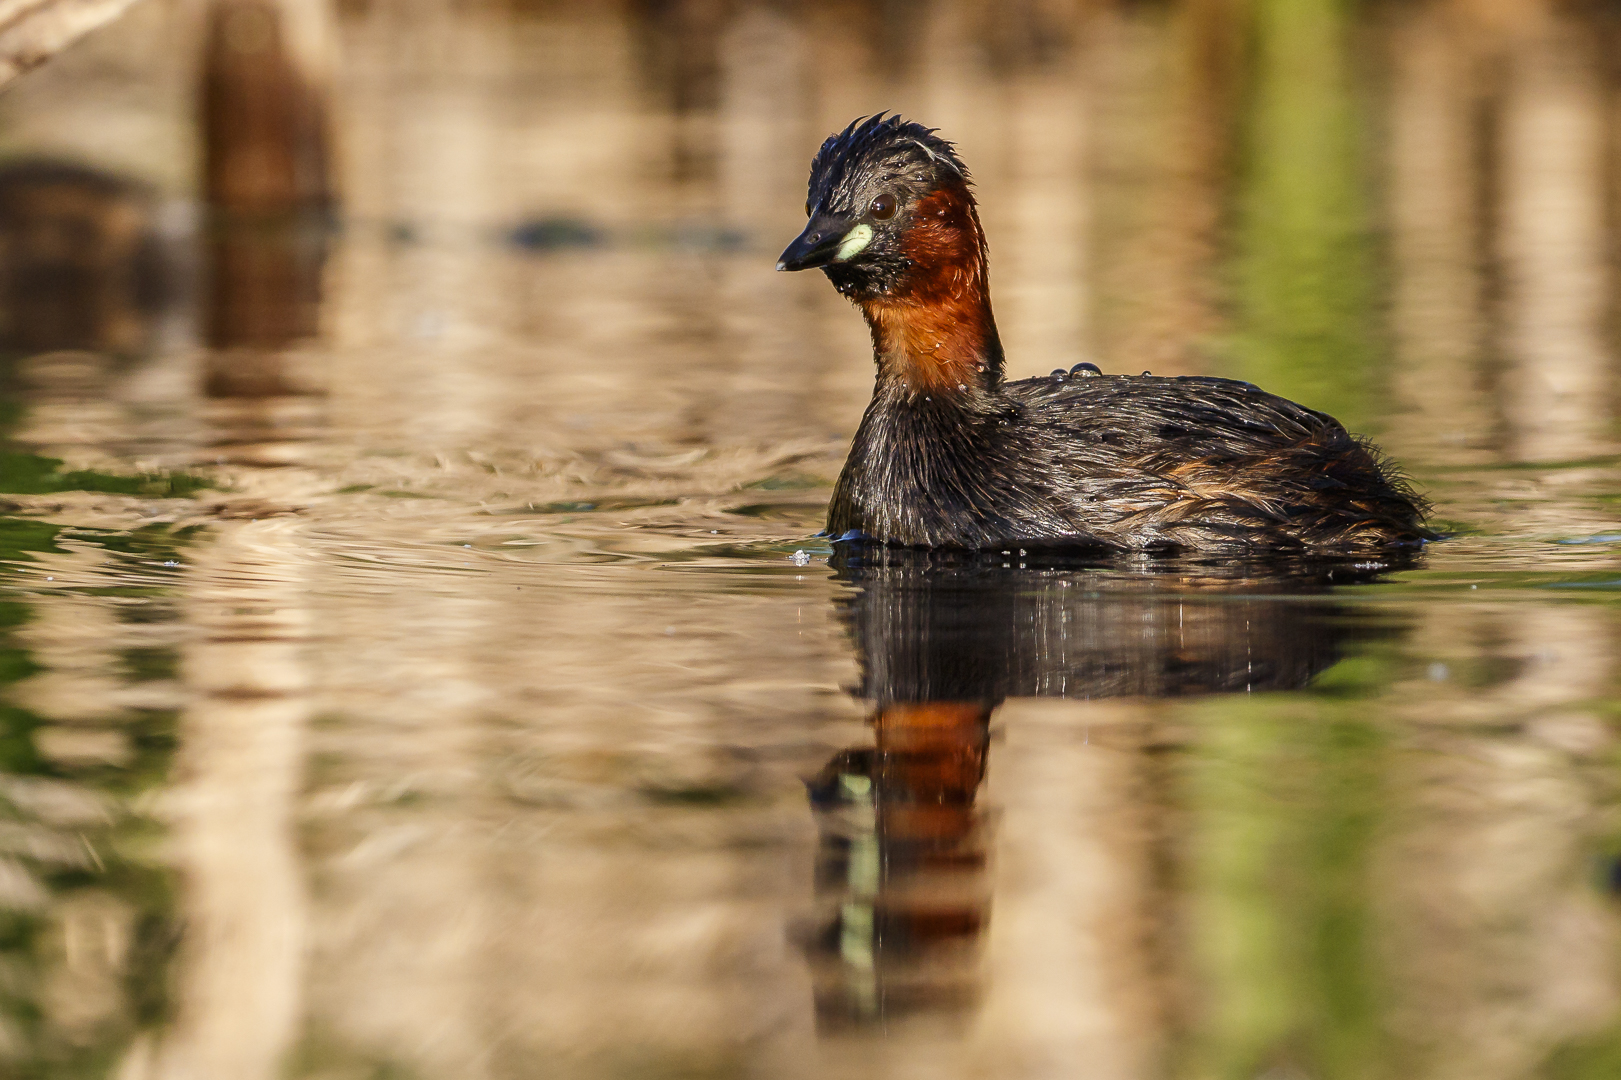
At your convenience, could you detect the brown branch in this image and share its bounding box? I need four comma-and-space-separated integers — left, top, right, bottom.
0, 0, 143, 90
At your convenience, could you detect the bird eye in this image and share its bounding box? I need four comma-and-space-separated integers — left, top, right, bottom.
869, 194, 897, 220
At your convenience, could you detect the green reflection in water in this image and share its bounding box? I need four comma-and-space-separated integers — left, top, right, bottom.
1227, 0, 1377, 431
1184, 651, 1392, 1080
1544, 1028, 1621, 1080
0, 334, 208, 1073
0, 454, 208, 499
0, 500, 193, 1072
0, 355, 210, 502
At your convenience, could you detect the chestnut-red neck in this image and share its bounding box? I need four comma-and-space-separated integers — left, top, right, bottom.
859, 182, 1003, 395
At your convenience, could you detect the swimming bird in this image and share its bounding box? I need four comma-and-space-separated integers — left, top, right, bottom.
776, 114, 1431, 554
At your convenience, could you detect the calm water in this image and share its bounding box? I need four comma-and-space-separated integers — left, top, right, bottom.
0, 1, 1616, 1078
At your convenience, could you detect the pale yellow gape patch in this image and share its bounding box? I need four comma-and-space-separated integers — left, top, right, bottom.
836, 224, 873, 262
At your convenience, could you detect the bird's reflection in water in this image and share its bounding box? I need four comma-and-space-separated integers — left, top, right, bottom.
807, 699, 993, 1027
804, 545, 1407, 1031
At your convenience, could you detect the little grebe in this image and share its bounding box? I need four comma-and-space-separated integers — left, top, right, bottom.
777, 115, 1431, 553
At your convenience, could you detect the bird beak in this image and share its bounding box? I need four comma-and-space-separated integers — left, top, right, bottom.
776, 214, 863, 272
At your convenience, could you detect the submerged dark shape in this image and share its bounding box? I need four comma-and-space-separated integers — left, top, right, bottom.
832, 545, 1406, 703
779, 114, 1432, 554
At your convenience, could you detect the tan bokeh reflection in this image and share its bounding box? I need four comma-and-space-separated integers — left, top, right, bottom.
711, 3, 825, 442
1382, 599, 1620, 1080
1375, 0, 1621, 1015
144, 519, 310, 1080
1494, 9, 1610, 463
996, 14, 1090, 376
981, 699, 1162, 1080
1379, 0, 1620, 536
135, 2, 332, 1075
1385, 1, 1491, 465
1084, 0, 1230, 378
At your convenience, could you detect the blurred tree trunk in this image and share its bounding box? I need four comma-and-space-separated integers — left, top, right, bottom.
200, 0, 334, 352
199, 0, 335, 462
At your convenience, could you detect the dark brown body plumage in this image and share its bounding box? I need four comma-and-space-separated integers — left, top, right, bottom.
780, 114, 1431, 554
827, 370, 1429, 553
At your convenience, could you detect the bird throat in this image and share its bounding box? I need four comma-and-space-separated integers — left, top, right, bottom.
858, 183, 1003, 397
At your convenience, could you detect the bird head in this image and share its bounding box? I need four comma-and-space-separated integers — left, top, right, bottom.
777, 114, 975, 301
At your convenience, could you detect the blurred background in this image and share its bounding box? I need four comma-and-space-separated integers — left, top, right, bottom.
0, 0, 1615, 1078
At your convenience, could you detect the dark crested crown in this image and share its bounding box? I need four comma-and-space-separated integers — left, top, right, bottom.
806, 114, 968, 214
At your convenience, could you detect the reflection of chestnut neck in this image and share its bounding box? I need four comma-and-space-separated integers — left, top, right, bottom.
806, 700, 995, 1029
858, 183, 1004, 397
874, 701, 989, 814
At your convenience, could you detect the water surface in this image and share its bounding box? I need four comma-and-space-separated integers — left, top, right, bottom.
0, 2, 1616, 1078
